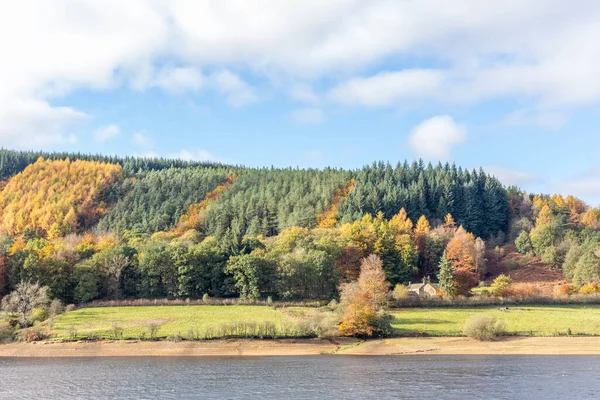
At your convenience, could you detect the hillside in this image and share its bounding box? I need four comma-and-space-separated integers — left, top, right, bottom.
0, 157, 123, 237
0, 149, 598, 305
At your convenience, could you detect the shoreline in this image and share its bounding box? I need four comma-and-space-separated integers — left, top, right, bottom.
2, 337, 600, 357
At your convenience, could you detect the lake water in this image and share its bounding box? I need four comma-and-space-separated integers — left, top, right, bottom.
1, 356, 599, 399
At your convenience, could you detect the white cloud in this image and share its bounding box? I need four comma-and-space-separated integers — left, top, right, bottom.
94, 124, 120, 142
131, 131, 154, 148
328, 70, 443, 107
4, 1, 600, 145
289, 84, 320, 104
149, 66, 204, 94
290, 108, 324, 124
485, 167, 535, 187
211, 70, 257, 107
502, 109, 568, 130
407, 115, 466, 160
0, 99, 86, 148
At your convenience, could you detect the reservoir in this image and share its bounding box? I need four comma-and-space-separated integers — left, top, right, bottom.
1, 355, 599, 399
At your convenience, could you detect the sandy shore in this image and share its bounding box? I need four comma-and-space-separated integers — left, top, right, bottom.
340, 337, 600, 356
0, 338, 354, 357
1, 337, 600, 357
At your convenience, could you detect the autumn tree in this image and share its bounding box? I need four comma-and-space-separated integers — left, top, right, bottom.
357, 254, 390, 309
1, 281, 49, 327
338, 255, 392, 337
0, 158, 123, 238
445, 227, 481, 295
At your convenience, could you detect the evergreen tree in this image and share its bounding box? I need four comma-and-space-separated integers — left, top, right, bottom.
437, 252, 455, 297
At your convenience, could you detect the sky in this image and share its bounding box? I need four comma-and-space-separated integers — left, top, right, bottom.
1, 1, 600, 204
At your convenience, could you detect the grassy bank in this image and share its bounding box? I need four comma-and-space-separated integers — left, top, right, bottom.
52, 305, 302, 340
391, 305, 600, 336
46, 304, 600, 341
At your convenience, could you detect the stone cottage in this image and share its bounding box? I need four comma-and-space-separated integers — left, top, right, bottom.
407, 280, 439, 298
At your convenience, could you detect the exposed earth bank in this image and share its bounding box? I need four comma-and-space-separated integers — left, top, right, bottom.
2, 337, 600, 357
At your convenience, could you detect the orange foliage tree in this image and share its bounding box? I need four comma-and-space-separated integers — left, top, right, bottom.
173, 174, 236, 234
338, 254, 391, 337
445, 227, 480, 295
317, 178, 356, 229
0, 158, 123, 238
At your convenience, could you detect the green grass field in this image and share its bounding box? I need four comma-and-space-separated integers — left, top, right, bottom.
52, 306, 298, 340
391, 305, 600, 336
50, 304, 600, 340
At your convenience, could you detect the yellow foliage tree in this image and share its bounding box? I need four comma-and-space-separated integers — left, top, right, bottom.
444, 213, 457, 228
0, 158, 123, 238
535, 204, 554, 227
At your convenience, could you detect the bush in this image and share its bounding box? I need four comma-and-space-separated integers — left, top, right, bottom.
518, 253, 534, 267
371, 312, 394, 338
556, 284, 578, 296
67, 326, 78, 340
110, 324, 124, 340
65, 304, 76, 313
146, 322, 162, 340
19, 326, 50, 342
392, 284, 409, 300
463, 314, 506, 341
504, 258, 519, 271
29, 307, 48, 324
579, 283, 599, 295
202, 293, 210, 303
48, 299, 64, 317
511, 283, 538, 298
0, 321, 14, 342
515, 231, 533, 254
491, 274, 512, 296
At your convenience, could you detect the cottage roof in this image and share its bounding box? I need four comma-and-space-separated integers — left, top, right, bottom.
408, 282, 439, 291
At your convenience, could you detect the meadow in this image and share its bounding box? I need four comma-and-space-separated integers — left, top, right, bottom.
51, 305, 300, 340
49, 304, 600, 340
391, 305, 600, 336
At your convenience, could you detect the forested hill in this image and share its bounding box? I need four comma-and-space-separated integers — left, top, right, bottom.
0, 148, 538, 304
0, 150, 510, 240
2, 148, 600, 305
0, 148, 225, 181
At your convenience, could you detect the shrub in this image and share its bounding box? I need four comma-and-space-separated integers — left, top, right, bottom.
1, 281, 50, 327
327, 299, 338, 310
392, 284, 409, 300
202, 294, 210, 303
579, 283, 599, 295
147, 322, 162, 340
110, 324, 124, 340
518, 253, 534, 267
463, 314, 506, 341
371, 312, 394, 338
491, 274, 512, 296
67, 325, 78, 340
267, 296, 273, 305
0, 321, 14, 342
511, 283, 538, 298
29, 307, 48, 324
515, 231, 533, 254
48, 299, 64, 318
504, 258, 519, 271
65, 304, 76, 313
556, 284, 578, 296
187, 326, 202, 340
19, 326, 50, 342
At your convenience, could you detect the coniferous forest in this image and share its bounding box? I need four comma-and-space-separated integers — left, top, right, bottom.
0, 148, 599, 306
